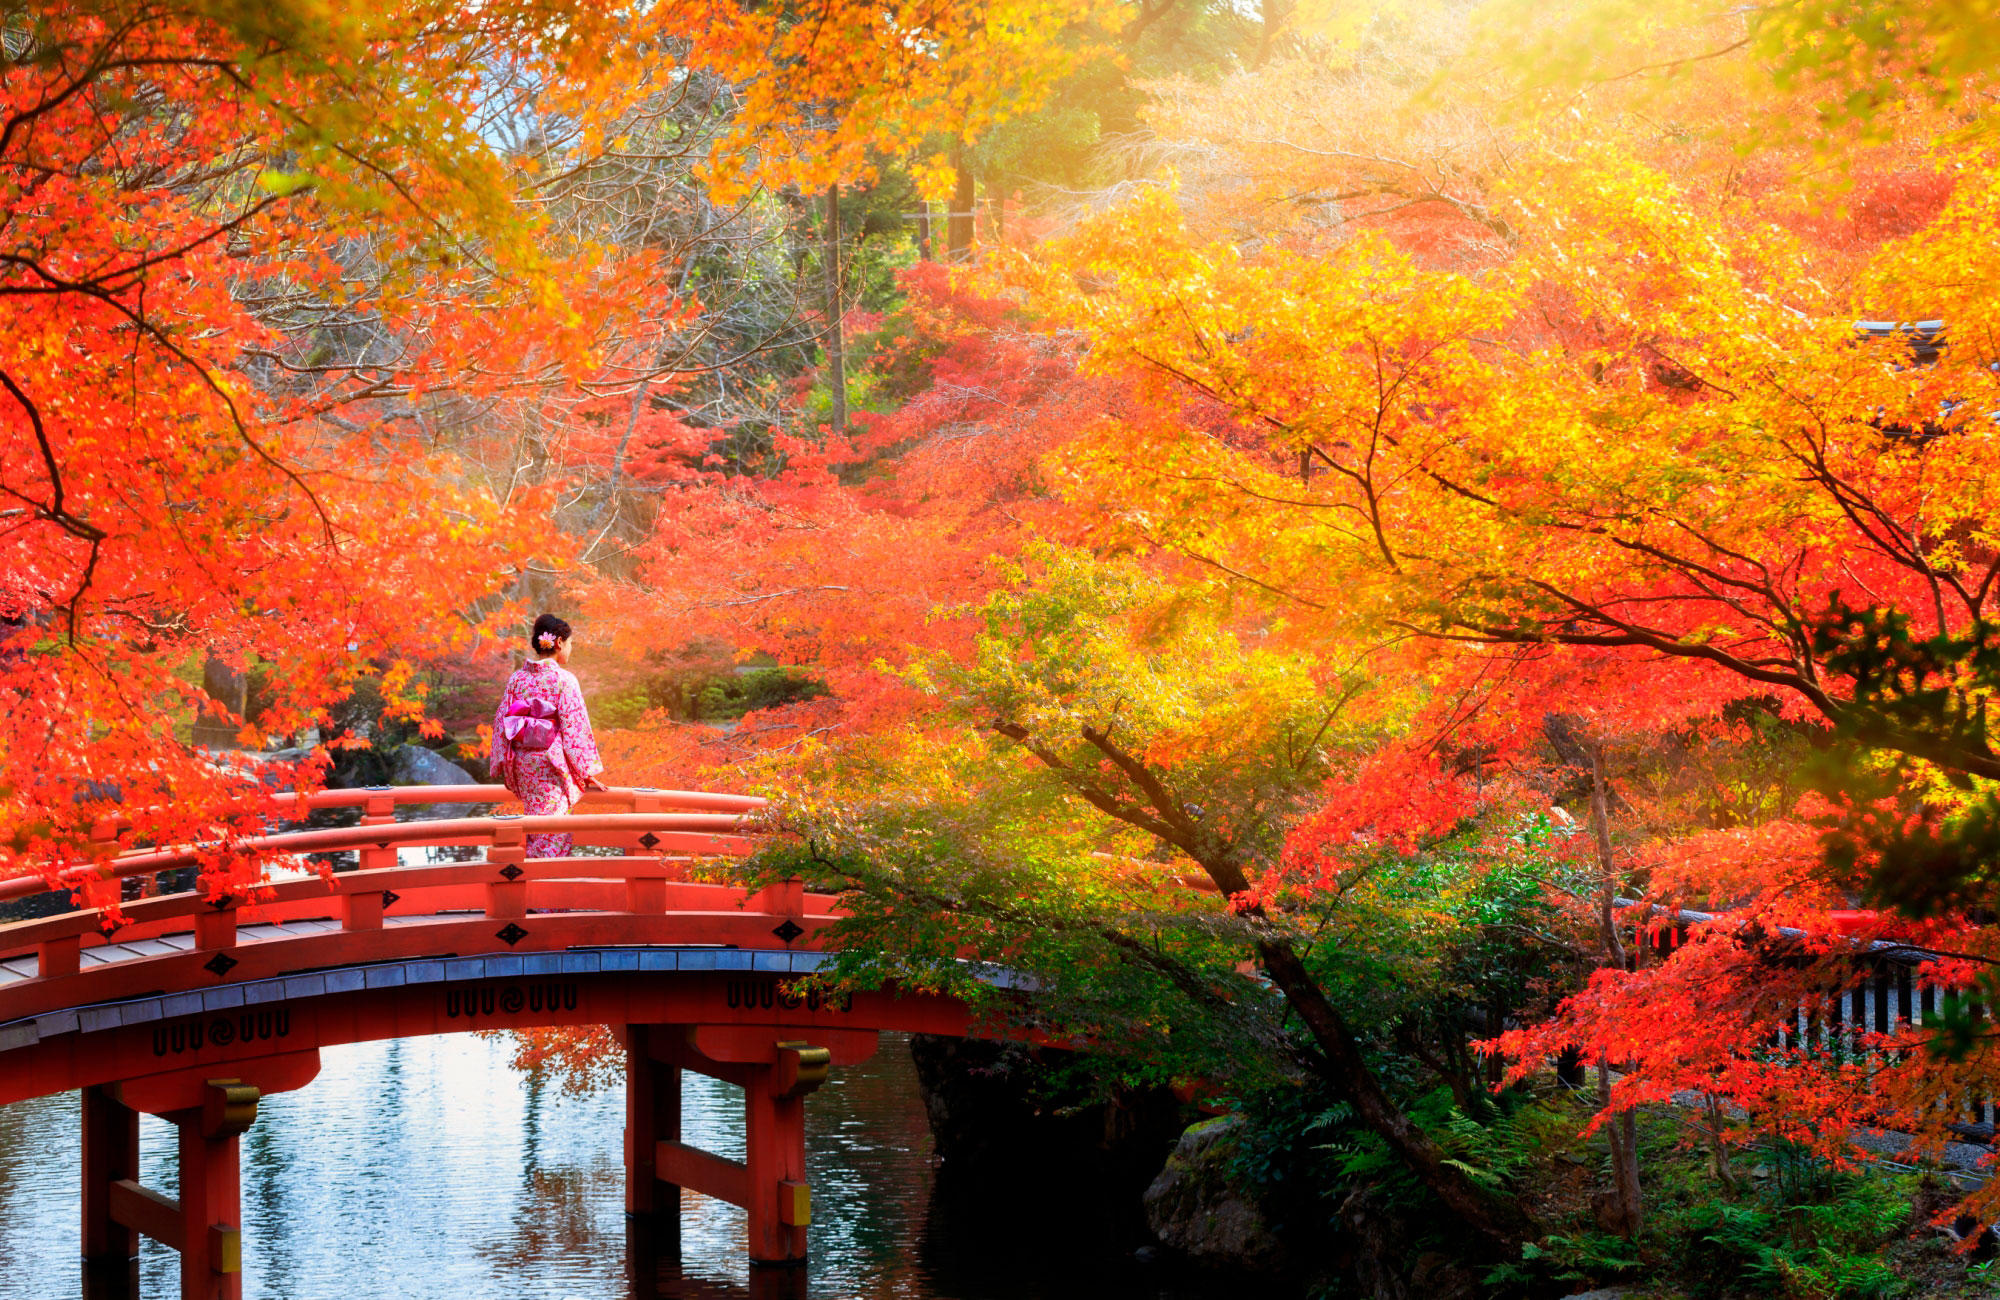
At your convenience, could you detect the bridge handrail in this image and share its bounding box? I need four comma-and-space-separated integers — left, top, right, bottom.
264, 784, 764, 813
1, 798, 767, 904
1619, 896, 1953, 968
83, 784, 765, 841
0, 858, 816, 956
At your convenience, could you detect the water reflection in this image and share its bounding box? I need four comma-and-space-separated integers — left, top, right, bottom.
0, 1031, 1230, 1300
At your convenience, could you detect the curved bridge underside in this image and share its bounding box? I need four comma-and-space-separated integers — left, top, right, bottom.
0, 947, 986, 1107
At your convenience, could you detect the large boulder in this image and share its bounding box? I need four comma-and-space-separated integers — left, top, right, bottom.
1143, 1116, 1288, 1276
392, 744, 476, 787
391, 745, 478, 820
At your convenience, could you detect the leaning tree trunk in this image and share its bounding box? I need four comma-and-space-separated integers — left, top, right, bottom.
992, 719, 1542, 1254
1254, 936, 1540, 1252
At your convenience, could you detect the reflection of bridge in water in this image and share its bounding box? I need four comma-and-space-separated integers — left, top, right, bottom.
0, 787, 993, 1299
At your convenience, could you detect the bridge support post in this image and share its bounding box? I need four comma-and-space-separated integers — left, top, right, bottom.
82, 1085, 139, 1283
174, 1105, 245, 1300
640, 1028, 850, 1270
744, 1067, 810, 1267
624, 1024, 682, 1228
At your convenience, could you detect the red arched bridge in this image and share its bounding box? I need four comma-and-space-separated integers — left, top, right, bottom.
0, 785, 1001, 1299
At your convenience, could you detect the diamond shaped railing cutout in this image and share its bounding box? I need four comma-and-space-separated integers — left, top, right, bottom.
498, 865, 524, 882
381, 890, 400, 908
637, 832, 661, 850
495, 923, 529, 947
771, 918, 805, 945
203, 952, 238, 978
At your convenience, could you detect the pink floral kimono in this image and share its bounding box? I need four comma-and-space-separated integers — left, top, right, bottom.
489, 659, 603, 858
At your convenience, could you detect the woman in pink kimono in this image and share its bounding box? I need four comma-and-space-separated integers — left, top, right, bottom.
490, 614, 606, 858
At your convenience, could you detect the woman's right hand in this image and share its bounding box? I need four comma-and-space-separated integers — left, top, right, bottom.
583, 774, 608, 792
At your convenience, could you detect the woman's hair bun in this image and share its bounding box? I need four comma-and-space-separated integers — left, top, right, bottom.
530, 613, 573, 654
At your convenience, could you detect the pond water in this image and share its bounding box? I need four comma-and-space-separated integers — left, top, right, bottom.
0, 1032, 1225, 1300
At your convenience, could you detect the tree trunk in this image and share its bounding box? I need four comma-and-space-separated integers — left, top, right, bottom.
948, 145, 975, 261
1588, 742, 1643, 1237
1702, 1093, 1739, 1191
824, 183, 846, 432
1187, 845, 1535, 1251
1254, 0, 1292, 68
1255, 937, 1539, 1252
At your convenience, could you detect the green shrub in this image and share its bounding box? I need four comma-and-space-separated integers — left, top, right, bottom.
1673, 1152, 1908, 1300
1484, 1231, 1645, 1291
695, 666, 828, 720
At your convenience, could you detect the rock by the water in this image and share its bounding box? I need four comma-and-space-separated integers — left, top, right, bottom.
1143, 1116, 1287, 1276
393, 745, 476, 787
391, 745, 478, 821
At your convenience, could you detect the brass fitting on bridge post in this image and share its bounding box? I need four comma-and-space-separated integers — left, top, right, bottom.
201, 1080, 260, 1141
770, 1042, 831, 1099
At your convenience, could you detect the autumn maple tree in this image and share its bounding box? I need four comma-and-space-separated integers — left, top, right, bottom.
961, 0, 2000, 1237
0, 0, 1114, 890
594, 0, 2000, 1250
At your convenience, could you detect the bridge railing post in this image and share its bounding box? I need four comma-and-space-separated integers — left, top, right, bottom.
746, 878, 804, 919
193, 904, 235, 953
340, 886, 384, 931
40, 933, 81, 978
356, 787, 397, 876
625, 870, 668, 913
487, 820, 527, 918
626, 789, 675, 899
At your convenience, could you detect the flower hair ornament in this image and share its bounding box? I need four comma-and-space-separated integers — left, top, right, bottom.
536, 631, 558, 652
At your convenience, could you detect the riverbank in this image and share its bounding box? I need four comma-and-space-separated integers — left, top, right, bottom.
1123, 1080, 2000, 1299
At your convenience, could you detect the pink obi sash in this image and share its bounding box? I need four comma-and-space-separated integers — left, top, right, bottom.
499, 698, 558, 751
